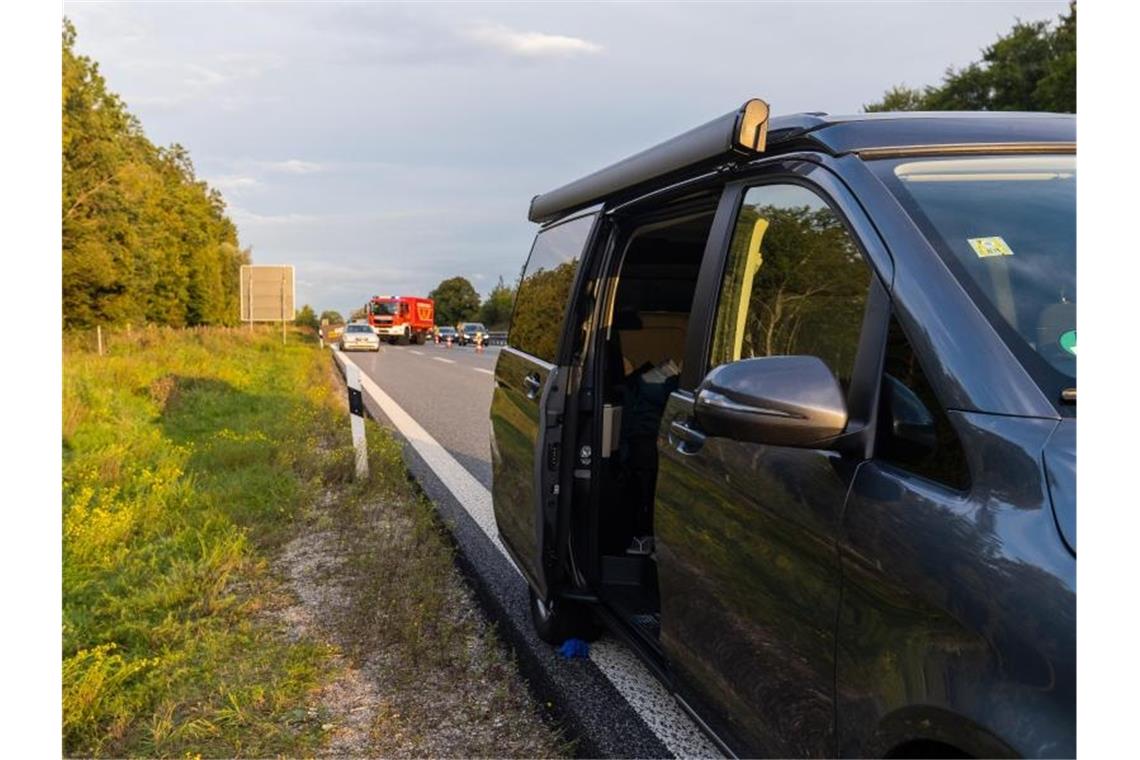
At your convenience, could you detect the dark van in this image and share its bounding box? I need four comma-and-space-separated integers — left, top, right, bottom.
490, 100, 1075, 758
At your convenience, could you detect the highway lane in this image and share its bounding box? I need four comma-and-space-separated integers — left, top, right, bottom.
342, 342, 719, 759
347, 342, 499, 487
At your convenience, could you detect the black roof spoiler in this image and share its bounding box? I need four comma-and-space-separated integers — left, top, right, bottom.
528, 99, 770, 225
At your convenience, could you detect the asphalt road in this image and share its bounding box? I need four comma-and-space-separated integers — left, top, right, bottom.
346, 342, 498, 488
338, 341, 719, 759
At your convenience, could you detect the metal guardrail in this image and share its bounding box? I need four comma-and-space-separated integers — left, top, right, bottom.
486, 331, 508, 346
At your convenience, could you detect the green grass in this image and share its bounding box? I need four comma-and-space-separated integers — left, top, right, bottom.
63, 327, 566, 758
63, 327, 352, 757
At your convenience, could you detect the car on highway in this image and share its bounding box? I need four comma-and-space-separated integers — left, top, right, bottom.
339, 322, 381, 352
456, 322, 487, 347
435, 325, 459, 344
489, 100, 1075, 758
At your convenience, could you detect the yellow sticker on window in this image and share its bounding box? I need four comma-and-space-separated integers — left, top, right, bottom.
968, 236, 1014, 258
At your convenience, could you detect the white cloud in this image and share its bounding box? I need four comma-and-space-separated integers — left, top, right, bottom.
229, 207, 329, 226
262, 159, 324, 174
208, 175, 260, 191
464, 23, 602, 58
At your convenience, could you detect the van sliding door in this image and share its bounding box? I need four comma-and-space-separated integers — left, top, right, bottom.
491, 212, 599, 599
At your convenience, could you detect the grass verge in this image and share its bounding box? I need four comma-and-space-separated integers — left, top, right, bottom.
63, 328, 564, 757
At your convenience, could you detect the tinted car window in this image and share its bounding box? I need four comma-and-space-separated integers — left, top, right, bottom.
710, 184, 871, 389
510, 214, 595, 363
346, 325, 372, 333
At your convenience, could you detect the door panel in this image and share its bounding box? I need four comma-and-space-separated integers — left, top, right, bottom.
491, 347, 553, 591
656, 392, 850, 756
654, 178, 879, 755
491, 213, 598, 596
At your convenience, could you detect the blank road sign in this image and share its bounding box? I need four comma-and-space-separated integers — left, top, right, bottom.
240, 265, 295, 322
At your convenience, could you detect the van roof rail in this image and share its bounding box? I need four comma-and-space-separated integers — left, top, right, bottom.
529, 99, 783, 224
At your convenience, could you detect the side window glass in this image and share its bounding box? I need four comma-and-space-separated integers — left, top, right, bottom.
710, 184, 871, 390
510, 214, 595, 363
876, 315, 971, 490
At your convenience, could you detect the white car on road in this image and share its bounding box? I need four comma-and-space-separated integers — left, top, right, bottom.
339, 323, 381, 352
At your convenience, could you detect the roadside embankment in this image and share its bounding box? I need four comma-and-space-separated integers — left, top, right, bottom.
62, 327, 565, 757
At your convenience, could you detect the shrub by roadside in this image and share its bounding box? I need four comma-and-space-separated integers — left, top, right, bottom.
62, 327, 564, 757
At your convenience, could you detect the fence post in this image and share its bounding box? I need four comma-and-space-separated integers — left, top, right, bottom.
346, 363, 369, 480
96, 325, 103, 356
281, 270, 287, 346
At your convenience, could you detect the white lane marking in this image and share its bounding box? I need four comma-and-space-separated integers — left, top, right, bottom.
473, 368, 494, 376
335, 349, 720, 759
409, 350, 423, 356
433, 357, 456, 364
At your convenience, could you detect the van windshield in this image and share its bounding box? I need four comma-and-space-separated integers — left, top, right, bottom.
871, 154, 1075, 410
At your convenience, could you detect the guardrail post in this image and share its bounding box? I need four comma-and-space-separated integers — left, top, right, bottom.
346, 363, 369, 480
96, 325, 103, 356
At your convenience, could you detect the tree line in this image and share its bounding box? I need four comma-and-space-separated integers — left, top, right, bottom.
325, 275, 516, 330
864, 3, 1075, 113
65, 3, 1074, 334
63, 19, 249, 330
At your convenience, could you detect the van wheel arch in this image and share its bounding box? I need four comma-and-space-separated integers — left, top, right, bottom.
884, 739, 971, 759
863, 706, 1016, 760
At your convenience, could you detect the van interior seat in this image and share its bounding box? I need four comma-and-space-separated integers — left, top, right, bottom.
617, 311, 688, 376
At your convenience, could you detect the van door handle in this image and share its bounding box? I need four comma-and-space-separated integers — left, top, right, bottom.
523, 373, 542, 399
669, 419, 706, 453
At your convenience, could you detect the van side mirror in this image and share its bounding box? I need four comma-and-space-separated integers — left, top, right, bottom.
694, 356, 848, 447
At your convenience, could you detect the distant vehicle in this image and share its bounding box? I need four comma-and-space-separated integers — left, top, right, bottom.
339, 323, 380, 352
456, 322, 487, 346
367, 295, 434, 345
436, 325, 458, 343
490, 99, 1075, 758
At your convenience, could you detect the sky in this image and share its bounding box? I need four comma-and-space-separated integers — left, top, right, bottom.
64, 0, 1070, 318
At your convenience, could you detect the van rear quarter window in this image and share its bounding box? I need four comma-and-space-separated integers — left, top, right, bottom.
509, 214, 595, 363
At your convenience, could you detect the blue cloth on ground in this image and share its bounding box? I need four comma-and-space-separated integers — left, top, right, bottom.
559, 638, 590, 659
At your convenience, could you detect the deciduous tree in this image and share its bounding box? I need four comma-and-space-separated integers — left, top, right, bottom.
863, 2, 1075, 113
294, 305, 320, 329
479, 277, 515, 329
63, 18, 247, 329
429, 277, 481, 326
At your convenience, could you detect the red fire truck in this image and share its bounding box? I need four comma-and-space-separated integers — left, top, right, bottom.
365, 295, 434, 345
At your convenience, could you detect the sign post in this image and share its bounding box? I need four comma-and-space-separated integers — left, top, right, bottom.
281, 270, 287, 345
346, 363, 369, 480
240, 265, 295, 339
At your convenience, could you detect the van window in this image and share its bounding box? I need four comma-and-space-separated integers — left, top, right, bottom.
877, 314, 971, 490
709, 184, 871, 389
510, 214, 595, 363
